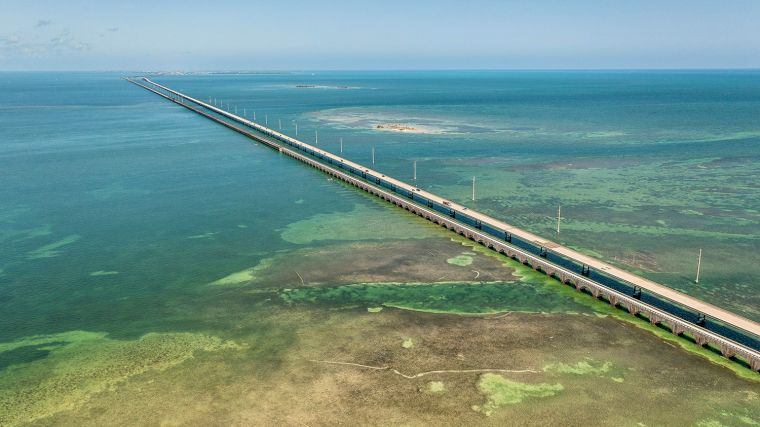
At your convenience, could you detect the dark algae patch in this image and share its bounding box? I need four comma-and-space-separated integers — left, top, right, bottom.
0, 342, 65, 370
279, 281, 593, 315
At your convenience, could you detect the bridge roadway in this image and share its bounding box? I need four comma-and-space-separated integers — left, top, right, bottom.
127, 77, 760, 371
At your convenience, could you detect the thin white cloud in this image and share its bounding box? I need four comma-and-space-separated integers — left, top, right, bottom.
51, 31, 90, 51
0, 35, 21, 46
0, 29, 90, 59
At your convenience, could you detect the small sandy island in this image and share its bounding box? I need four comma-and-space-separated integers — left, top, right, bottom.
375, 124, 420, 133
295, 84, 354, 90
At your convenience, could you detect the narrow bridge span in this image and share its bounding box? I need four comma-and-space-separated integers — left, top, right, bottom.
126, 77, 760, 372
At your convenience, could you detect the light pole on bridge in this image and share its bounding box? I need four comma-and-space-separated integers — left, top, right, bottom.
695, 249, 703, 284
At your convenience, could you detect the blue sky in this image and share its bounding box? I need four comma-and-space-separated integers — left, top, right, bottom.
1, 0, 759, 70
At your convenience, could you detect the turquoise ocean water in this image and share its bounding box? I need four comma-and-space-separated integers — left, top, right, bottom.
2, 70, 760, 424
5, 71, 759, 337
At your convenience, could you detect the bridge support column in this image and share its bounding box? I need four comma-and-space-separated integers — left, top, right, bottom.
719, 345, 737, 359
671, 324, 685, 336
647, 312, 662, 325
750, 356, 760, 372
608, 295, 619, 307
694, 333, 709, 347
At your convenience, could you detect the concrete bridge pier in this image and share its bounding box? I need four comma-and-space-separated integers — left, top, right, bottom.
694, 333, 709, 347
671, 324, 685, 337
719, 344, 737, 359
608, 294, 620, 307
647, 312, 664, 325
750, 357, 760, 372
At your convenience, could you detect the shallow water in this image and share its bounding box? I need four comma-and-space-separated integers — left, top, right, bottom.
1, 71, 759, 425
152, 70, 760, 320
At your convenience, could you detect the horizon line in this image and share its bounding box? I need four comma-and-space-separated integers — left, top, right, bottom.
2, 67, 760, 73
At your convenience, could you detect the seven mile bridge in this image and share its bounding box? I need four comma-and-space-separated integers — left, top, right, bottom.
127, 76, 760, 373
